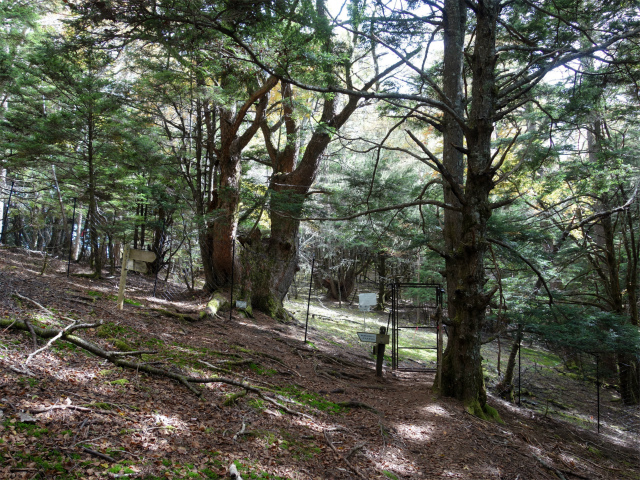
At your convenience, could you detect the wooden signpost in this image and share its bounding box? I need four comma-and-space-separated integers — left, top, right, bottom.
117, 246, 157, 309
357, 327, 389, 377
128, 248, 157, 263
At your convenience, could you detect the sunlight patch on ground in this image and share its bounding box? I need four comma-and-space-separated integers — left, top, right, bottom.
153, 413, 188, 430
421, 404, 452, 417
287, 296, 444, 366
146, 297, 174, 306
394, 422, 433, 441
373, 450, 421, 478
26, 352, 99, 385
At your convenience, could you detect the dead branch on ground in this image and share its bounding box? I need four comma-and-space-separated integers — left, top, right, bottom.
82, 447, 116, 463
5, 295, 314, 416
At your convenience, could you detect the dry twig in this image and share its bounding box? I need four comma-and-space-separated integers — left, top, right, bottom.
82, 447, 116, 463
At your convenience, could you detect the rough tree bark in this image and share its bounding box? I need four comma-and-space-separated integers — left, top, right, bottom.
201, 75, 278, 292
87, 110, 102, 278
242, 0, 406, 318
245, 80, 368, 317
434, 0, 499, 413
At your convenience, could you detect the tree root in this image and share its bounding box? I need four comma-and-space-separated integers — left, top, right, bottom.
24, 319, 38, 349
227, 346, 300, 376
320, 368, 363, 380
346, 442, 366, 460
198, 360, 277, 388
151, 308, 199, 322
5, 296, 312, 417
323, 430, 367, 479
337, 399, 379, 414
533, 453, 590, 480
30, 405, 115, 416
232, 417, 248, 441
221, 359, 254, 368
224, 390, 248, 406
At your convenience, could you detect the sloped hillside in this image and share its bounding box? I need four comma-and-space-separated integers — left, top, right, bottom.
0, 248, 637, 479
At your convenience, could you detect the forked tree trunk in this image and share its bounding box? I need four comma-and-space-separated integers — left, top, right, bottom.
238, 1, 405, 317
200, 76, 277, 292
322, 254, 369, 301
243, 75, 352, 315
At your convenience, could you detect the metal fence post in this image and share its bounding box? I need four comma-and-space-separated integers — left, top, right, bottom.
304, 255, 315, 343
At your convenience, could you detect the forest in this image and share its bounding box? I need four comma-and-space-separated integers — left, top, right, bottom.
1, 1, 640, 476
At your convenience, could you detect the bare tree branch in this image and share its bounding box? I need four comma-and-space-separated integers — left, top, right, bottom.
488, 237, 554, 304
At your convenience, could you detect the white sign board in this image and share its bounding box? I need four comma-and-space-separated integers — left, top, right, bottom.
128, 248, 157, 263
235, 300, 247, 309
357, 332, 377, 343
357, 332, 390, 344
127, 259, 148, 274
359, 293, 377, 311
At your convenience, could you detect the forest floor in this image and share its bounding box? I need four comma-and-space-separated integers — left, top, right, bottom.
0, 248, 639, 480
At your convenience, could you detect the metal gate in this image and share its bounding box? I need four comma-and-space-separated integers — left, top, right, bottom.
390, 282, 445, 372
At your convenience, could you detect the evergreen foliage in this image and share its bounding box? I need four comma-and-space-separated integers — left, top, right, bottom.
0, 0, 639, 406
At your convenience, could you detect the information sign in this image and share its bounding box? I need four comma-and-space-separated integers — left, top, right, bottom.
127, 259, 148, 274
357, 332, 377, 343
357, 332, 390, 344
358, 293, 377, 311
128, 248, 157, 263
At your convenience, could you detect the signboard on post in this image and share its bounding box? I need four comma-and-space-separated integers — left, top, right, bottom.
357, 332, 389, 344
117, 247, 157, 309
358, 293, 377, 311
127, 259, 148, 274
358, 293, 377, 329
129, 249, 157, 263
358, 327, 389, 377
357, 332, 377, 343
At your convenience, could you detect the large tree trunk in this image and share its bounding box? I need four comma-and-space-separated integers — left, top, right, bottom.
0, 168, 5, 242
241, 211, 300, 319
623, 203, 640, 404
201, 76, 277, 292
439, 0, 498, 412
87, 111, 102, 278
618, 353, 640, 404
208, 145, 241, 288
320, 252, 369, 302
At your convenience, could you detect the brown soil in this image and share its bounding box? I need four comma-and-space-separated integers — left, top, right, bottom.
0, 248, 638, 479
